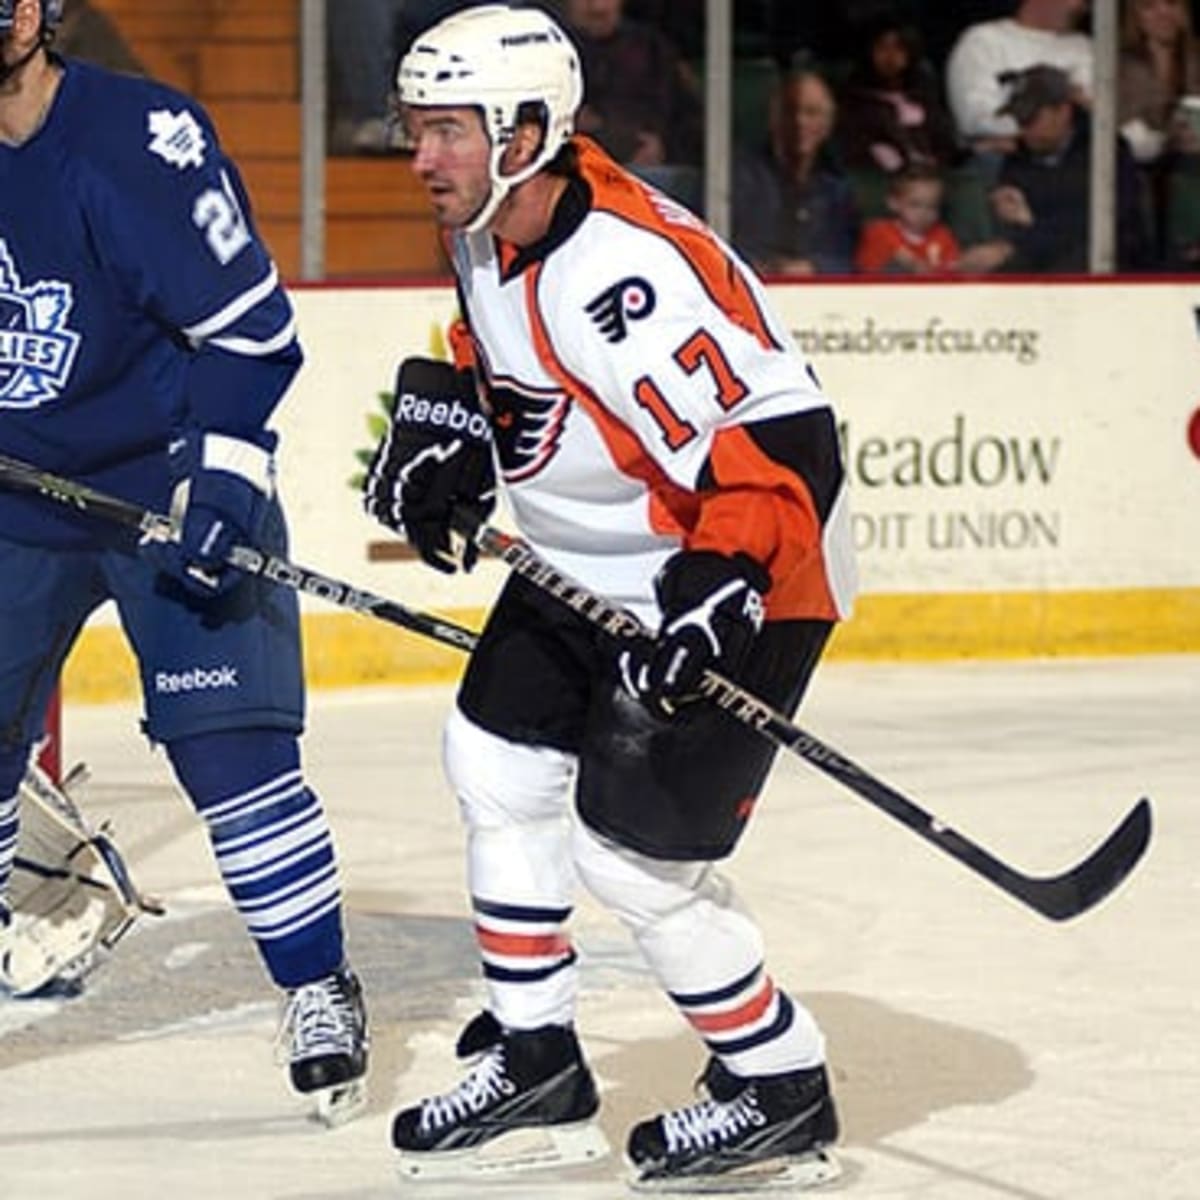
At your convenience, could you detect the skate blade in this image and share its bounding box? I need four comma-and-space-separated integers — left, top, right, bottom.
629, 1147, 841, 1194
396, 1120, 611, 1181
313, 1078, 367, 1129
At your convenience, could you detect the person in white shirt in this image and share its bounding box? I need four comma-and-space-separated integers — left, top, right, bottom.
946, 0, 1093, 163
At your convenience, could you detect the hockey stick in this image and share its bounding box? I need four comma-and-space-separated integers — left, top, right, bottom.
0, 453, 1152, 920
0, 452, 479, 653
467, 525, 1152, 924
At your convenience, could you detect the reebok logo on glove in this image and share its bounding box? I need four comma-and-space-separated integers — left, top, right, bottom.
363, 356, 497, 574
395, 393, 491, 442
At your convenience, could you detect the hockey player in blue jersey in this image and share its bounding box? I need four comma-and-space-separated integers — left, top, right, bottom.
0, 0, 367, 1124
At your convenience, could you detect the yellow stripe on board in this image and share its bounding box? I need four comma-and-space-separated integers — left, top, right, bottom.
833, 587, 1200, 660
62, 588, 1200, 705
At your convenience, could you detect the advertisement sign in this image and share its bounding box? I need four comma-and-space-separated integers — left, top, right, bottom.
67, 281, 1200, 700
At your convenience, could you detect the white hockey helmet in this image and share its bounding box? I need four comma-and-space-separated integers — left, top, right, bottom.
397, 4, 583, 232
0, 0, 65, 32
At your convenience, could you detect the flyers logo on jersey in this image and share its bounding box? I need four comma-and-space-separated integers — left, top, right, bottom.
0, 242, 81, 410
486, 377, 569, 482
584, 276, 657, 344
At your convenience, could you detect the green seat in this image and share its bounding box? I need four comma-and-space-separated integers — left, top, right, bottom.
945, 163, 995, 246
1165, 158, 1200, 267
731, 56, 780, 150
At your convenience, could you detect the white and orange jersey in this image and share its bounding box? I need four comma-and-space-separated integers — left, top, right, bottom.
450, 138, 857, 625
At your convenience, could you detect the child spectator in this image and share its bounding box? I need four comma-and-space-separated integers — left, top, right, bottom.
856, 164, 1015, 274
855, 165, 961, 271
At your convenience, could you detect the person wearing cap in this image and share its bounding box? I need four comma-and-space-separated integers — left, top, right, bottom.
988, 63, 1151, 271
945, 0, 1092, 168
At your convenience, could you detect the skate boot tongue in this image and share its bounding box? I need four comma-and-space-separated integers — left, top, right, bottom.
698, 1056, 745, 1102
279, 967, 368, 1126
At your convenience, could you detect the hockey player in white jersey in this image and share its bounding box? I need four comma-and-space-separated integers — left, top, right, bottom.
364, 4, 856, 1190
0, 0, 365, 1124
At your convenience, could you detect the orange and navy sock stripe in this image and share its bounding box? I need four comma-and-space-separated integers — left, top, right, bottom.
669, 963, 796, 1056
472, 896, 576, 984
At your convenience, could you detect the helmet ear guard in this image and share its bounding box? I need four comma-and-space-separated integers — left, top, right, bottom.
396, 3, 583, 232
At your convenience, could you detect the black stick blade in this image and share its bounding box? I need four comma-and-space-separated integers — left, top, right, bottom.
1014, 797, 1152, 922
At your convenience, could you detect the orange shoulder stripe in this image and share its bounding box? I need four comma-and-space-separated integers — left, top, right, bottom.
574, 138, 780, 352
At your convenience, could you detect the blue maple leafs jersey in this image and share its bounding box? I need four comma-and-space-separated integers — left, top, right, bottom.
0, 57, 302, 548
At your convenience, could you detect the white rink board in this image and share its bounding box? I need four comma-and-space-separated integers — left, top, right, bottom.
266, 279, 1200, 613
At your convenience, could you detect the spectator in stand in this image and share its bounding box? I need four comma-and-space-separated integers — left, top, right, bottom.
327, 0, 473, 153
837, 11, 961, 177
562, 0, 703, 177
327, 0, 409, 153
57, 0, 143, 74
988, 64, 1152, 271
946, 0, 1093, 172
1118, 0, 1200, 261
856, 165, 961, 271
732, 68, 860, 275
855, 164, 1012, 273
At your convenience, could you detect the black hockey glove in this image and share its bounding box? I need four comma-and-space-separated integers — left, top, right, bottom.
156, 430, 274, 598
362, 357, 496, 574
619, 549, 770, 720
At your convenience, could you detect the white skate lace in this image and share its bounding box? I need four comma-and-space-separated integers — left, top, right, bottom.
661, 1090, 767, 1154
277, 975, 355, 1063
418, 1046, 518, 1132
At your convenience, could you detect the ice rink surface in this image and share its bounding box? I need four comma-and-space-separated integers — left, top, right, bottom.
1, 655, 1197, 1200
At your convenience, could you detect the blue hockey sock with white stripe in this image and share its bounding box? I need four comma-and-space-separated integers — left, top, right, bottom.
167, 728, 345, 988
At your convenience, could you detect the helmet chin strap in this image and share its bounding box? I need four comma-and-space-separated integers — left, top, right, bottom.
462, 139, 547, 234
0, 35, 46, 90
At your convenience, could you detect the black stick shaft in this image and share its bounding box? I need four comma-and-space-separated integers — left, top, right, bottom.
0, 452, 1150, 921
473, 525, 1151, 923
0, 452, 479, 652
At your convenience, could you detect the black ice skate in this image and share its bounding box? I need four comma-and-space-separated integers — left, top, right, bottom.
392, 1017, 610, 1180
627, 1058, 841, 1193
278, 965, 368, 1127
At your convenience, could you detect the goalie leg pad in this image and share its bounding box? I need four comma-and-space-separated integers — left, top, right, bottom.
3, 764, 149, 997
0, 743, 30, 896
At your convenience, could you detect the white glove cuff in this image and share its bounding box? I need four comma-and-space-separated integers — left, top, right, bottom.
201, 432, 275, 496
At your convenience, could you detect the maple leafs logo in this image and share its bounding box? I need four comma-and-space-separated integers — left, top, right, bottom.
147, 107, 207, 170
0, 241, 81, 410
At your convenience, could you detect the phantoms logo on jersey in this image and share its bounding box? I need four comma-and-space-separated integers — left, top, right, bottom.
584, 277, 656, 344
0, 241, 81, 410
147, 108, 207, 170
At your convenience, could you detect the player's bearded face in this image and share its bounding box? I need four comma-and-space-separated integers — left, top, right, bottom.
406, 106, 494, 229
